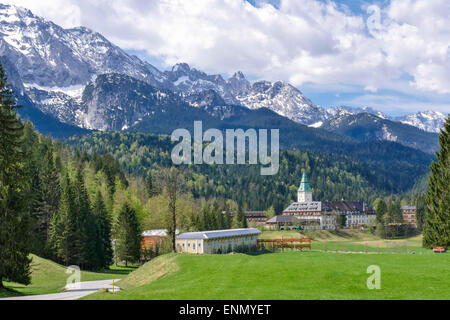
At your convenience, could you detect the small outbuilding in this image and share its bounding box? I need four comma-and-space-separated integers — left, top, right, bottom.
176, 228, 262, 254
142, 229, 179, 250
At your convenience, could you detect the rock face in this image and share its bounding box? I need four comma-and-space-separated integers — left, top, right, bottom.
78, 73, 186, 131
236, 81, 328, 126
164, 63, 250, 105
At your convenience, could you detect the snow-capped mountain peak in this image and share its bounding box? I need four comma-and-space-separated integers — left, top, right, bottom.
0, 3, 167, 88
327, 106, 388, 119
230, 71, 246, 81
171, 62, 191, 74
236, 80, 328, 126
395, 110, 447, 133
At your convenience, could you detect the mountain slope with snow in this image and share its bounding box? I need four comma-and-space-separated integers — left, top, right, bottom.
395, 111, 447, 134
322, 112, 439, 154
237, 81, 328, 126
0, 3, 166, 89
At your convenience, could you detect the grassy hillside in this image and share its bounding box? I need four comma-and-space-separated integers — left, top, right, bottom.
85, 250, 450, 300
0, 255, 135, 298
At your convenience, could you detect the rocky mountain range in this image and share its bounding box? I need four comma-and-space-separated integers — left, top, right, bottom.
321, 112, 439, 154
394, 110, 447, 134
0, 3, 446, 145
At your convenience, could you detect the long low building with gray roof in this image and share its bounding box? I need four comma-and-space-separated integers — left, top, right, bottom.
176, 228, 261, 254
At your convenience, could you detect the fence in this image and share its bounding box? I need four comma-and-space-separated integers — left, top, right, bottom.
258, 238, 311, 252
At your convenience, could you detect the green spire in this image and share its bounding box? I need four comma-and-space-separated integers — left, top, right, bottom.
299, 173, 312, 192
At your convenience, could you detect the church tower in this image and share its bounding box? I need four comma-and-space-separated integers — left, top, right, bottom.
298, 173, 313, 203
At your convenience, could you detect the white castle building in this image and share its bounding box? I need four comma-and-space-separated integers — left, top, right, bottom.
282, 173, 376, 230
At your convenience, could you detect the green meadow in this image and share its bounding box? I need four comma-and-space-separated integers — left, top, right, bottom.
85, 250, 450, 300
260, 231, 430, 254
2, 231, 448, 300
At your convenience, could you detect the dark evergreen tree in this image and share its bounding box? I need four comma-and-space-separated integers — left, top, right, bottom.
48, 171, 75, 265
388, 200, 403, 223
73, 167, 98, 270
214, 202, 226, 230
92, 190, 113, 269
373, 198, 387, 223
114, 203, 141, 266
423, 116, 450, 248
145, 170, 161, 197
240, 208, 248, 229
232, 207, 247, 229
0, 63, 32, 288
414, 193, 426, 232
30, 147, 61, 257
200, 203, 210, 230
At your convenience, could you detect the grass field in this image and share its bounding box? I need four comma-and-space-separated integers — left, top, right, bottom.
0, 255, 136, 298
260, 230, 430, 254
84, 250, 450, 300
2, 231, 447, 300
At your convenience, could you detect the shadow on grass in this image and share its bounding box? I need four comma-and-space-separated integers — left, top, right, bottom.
244, 249, 312, 256
245, 250, 272, 256
98, 265, 139, 275
0, 287, 24, 298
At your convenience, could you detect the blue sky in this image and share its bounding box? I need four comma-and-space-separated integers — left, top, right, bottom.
7, 0, 450, 116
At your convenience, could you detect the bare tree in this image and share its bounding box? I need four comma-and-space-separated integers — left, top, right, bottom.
158, 168, 185, 252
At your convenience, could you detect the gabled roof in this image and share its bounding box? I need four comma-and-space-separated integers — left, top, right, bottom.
401, 206, 416, 210
322, 201, 372, 213
298, 173, 312, 192
142, 229, 179, 237
266, 215, 296, 223
283, 201, 374, 214
284, 201, 322, 213
244, 211, 265, 215
176, 228, 261, 240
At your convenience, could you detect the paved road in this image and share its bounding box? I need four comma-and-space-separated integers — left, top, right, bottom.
0, 280, 120, 300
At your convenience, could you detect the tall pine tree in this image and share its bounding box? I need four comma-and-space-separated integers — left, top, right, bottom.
0, 63, 31, 288
423, 116, 450, 248
48, 171, 75, 265
72, 167, 99, 270
114, 203, 141, 266
92, 190, 113, 269
232, 207, 247, 229
29, 146, 61, 257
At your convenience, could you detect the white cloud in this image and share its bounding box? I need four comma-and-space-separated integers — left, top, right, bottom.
364, 85, 378, 93
339, 93, 450, 115
4, 0, 81, 27
4, 0, 450, 112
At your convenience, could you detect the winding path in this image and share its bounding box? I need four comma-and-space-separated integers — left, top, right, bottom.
0, 280, 120, 300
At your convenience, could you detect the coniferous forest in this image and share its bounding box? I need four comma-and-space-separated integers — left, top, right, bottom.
64, 129, 434, 214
